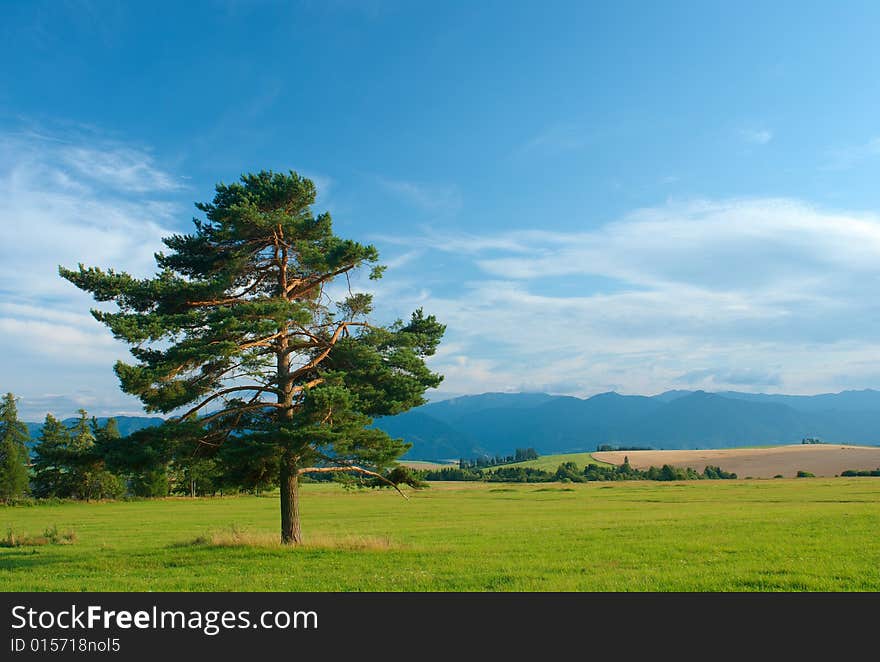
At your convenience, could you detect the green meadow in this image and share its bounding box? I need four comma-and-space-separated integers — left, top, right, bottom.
2, 479, 879, 591
494, 452, 613, 471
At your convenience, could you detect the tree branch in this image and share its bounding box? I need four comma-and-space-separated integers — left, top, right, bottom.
197, 401, 283, 425
297, 465, 409, 499
175, 386, 283, 422
235, 331, 285, 351
186, 297, 249, 308
285, 264, 356, 298
285, 322, 370, 374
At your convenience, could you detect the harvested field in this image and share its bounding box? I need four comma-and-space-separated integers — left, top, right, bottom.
593, 444, 880, 479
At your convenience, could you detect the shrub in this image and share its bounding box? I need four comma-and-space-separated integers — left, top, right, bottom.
703, 465, 737, 479
555, 462, 584, 483
796, 470, 815, 478
1, 525, 76, 547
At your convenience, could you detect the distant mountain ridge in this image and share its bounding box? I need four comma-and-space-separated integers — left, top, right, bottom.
378, 389, 880, 459
22, 389, 880, 460
24, 416, 166, 442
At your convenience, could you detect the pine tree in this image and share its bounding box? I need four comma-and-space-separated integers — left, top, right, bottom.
87, 417, 125, 499
63, 410, 96, 499
61, 170, 444, 542
0, 392, 31, 501
31, 413, 71, 498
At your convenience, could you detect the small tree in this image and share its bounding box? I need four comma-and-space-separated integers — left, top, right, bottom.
101, 424, 171, 497
65, 411, 98, 499
31, 413, 71, 498
87, 418, 126, 499
33, 411, 123, 500
0, 392, 30, 501
61, 170, 444, 543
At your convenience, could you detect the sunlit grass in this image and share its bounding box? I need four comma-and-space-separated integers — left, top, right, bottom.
1, 479, 878, 591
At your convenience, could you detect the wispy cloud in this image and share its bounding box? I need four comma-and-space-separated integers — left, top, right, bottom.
739, 128, 773, 145
823, 136, 880, 171
382, 249, 424, 270
377, 176, 462, 215
0, 127, 183, 418
0, 132, 179, 296
58, 145, 185, 193
520, 123, 589, 154
677, 368, 782, 388
373, 226, 540, 255
372, 197, 880, 398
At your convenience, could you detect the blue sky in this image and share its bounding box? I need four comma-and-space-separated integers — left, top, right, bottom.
5, 1, 880, 418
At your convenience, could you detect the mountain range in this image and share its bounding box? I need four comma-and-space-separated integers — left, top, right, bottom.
376, 389, 880, 459
24, 416, 166, 442
23, 390, 880, 460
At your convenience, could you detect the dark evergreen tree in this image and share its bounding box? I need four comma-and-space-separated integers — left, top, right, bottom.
31, 413, 71, 498
63, 410, 96, 499
87, 417, 126, 499
61, 170, 444, 543
35, 411, 124, 500
0, 392, 30, 501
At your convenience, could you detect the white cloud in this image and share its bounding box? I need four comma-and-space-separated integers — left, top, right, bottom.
377, 176, 461, 215
520, 124, 589, 154
6, 122, 880, 413
824, 136, 880, 171
374, 197, 880, 398
382, 249, 424, 270
0, 128, 182, 417
373, 228, 536, 254
471, 198, 880, 295
59, 145, 184, 193
739, 128, 773, 145
0, 132, 179, 295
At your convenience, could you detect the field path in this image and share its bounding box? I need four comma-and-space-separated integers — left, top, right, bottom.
592, 444, 880, 478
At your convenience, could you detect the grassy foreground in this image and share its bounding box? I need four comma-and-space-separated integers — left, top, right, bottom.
2, 479, 879, 591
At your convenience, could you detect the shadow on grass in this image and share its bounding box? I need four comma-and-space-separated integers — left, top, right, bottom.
0, 548, 69, 573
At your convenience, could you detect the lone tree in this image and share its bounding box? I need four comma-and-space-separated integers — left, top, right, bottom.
61, 170, 444, 543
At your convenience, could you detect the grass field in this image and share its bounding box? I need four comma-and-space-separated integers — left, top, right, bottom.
399, 460, 458, 470
2, 479, 879, 591
494, 452, 612, 471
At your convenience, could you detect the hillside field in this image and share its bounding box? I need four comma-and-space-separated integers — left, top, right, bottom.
593, 444, 880, 478
399, 460, 458, 470
2, 479, 879, 591
494, 452, 612, 471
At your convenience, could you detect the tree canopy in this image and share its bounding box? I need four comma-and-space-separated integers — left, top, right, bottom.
0, 392, 30, 501
61, 170, 444, 542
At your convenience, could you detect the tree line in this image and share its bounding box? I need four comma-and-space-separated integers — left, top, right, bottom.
0, 391, 277, 502
418, 457, 737, 483
458, 448, 539, 469
1, 387, 738, 504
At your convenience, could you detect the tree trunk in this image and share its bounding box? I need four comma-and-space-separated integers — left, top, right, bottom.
277, 239, 301, 544
280, 454, 302, 545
